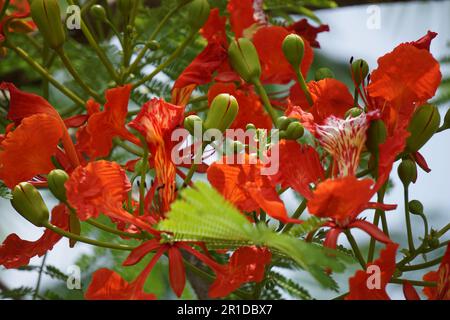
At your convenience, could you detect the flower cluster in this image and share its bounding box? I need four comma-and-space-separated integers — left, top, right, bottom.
0, 0, 448, 300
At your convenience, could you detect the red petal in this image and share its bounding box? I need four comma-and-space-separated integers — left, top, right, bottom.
0, 114, 63, 187
209, 246, 271, 298
409, 30, 437, 51
227, 0, 258, 38
346, 243, 399, 300
413, 151, 431, 173
403, 281, 420, 300
172, 43, 228, 106
349, 220, 392, 244
0, 204, 69, 268
0, 82, 59, 124
286, 18, 329, 48
200, 8, 227, 47
323, 228, 344, 249
123, 239, 162, 266
168, 246, 186, 297
85, 268, 156, 300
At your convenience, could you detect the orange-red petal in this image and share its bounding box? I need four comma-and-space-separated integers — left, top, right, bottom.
209, 246, 271, 298
85, 268, 156, 300
422, 243, 450, 300
0, 113, 63, 187
290, 78, 354, 124
307, 176, 375, 223
346, 243, 399, 300
0, 204, 69, 268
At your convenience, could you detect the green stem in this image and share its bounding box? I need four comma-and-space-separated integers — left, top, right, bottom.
132, 31, 197, 88
367, 184, 387, 262
126, 0, 192, 76
404, 187, 415, 253
436, 223, 450, 238
400, 256, 443, 272
43, 222, 135, 251
32, 253, 47, 300
0, 0, 10, 21
113, 138, 144, 157
182, 142, 208, 188
253, 80, 279, 125
67, 0, 120, 83
282, 199, 307, 233
390, 278, 436, 287
294, 70, 313, 106
6, 44, 85, 107
56, 48, 104, 102
85, 219, 148, 239
345, 230, 366, 269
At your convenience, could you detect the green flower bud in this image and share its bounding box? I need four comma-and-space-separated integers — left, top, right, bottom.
147, 40, 160, 51
406, 104, 440, 153
204, 94, 239, 132
282, 34, 304, 70
398, 159, 417, 187
228, 38, 261, 83
428, 236, 440, 249
366, 119, 387, 153
90, 5, 108, 22
315, 67, 335, 81
408, 200, 424, 215
187, 0, 210, 30
47, 169, 69, 202
442, 107, 450, 131
11, 182, 49, 227
184, 115, 203, 136
276, 116, 297, 131
285, 121, 304, 140
31, 0, 65, 49
246, 123, 256, 131
351, 58, 369, 85
345, 107, 363, 119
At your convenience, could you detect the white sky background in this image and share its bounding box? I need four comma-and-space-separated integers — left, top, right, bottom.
1, 0, 449, 300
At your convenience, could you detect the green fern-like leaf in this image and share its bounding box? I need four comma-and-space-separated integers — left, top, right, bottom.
268, 271, 312, 300
158, 182, 352, 288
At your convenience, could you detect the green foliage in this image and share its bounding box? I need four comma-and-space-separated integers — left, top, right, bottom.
0, 286, 34, 300
159, 182, 352, 289
0, 181, 12, 199
267, 271, 312, 300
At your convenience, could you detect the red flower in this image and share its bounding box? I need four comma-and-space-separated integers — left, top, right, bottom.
253, 25, 313, 84
76, 85, 139, 159
65, 160, 155, 233
207, 155, 300, 224
209, 246, 272, 298
289, 78, 354, 124
0, 0, 35, 43
227, 0, 260, 38
0, 83, 80, 186
129, 98, 185, 215
286, 18, 330, 48
423, 243, 450, 300
207, 82, 272, 131
269, 140, 324, 199
0, 204, 69, 268
346, 243, 399, 300
85, 266, 158, 300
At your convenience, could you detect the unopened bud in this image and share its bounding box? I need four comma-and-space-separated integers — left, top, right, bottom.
408, 200, 424, 215
366, 119, 387, 153
345, 107, 363, 119
398, 159, 417, 187
204, 94, 239, 132
315, 67, 335, 81
31, 0, 65, 49
90, 5, 108, 22
184, 115, 203, 136
47, 169, 69, 202
246, 123, 256, 131
351, 58, 369, 85
282, 34, 304, 71
228, 38, 261, 83
187, 0, 210, 30
285, 121, 304, 140
11, 182, 49, 227
406, 104, 440, 153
